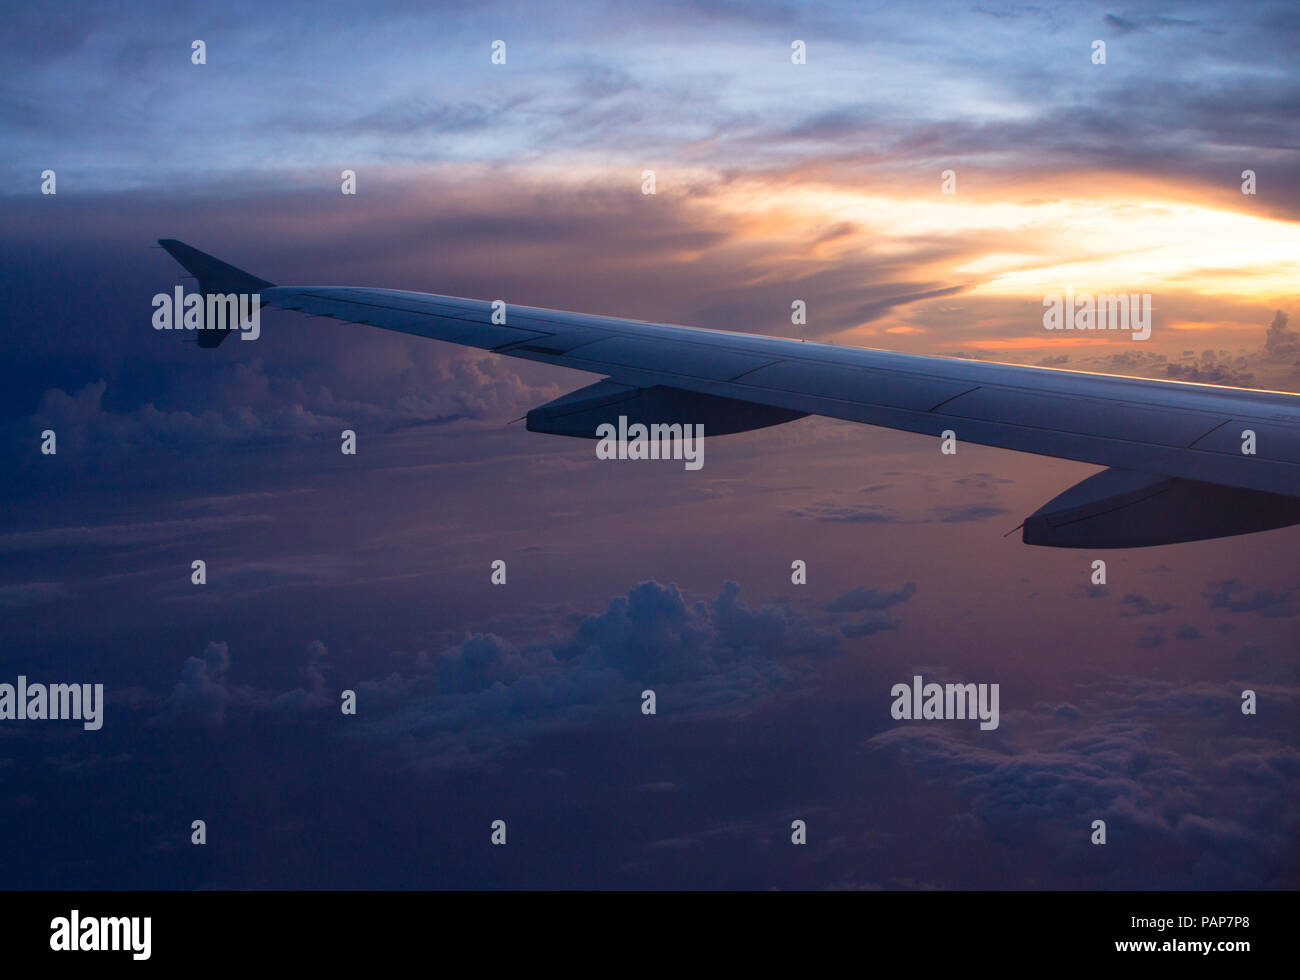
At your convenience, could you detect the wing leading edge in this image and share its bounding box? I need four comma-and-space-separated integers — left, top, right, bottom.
159, 239, 1300, 547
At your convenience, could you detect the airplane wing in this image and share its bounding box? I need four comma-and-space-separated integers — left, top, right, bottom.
158, 238, 1300, 548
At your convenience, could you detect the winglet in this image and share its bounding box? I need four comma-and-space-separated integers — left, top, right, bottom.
158, 240, 275, 348
158, 239, 274, 294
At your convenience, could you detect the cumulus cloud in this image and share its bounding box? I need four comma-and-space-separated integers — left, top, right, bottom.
1164, 355, 1255, 386
271, 639, 333, 712
163, 641, 231, 726
158, 639, 335, 725
359, 579, 904, 767
140, 580, 912, 766
16, 352, 549, 467
870, 678, 1300, 887
1264, 310, 1299, 360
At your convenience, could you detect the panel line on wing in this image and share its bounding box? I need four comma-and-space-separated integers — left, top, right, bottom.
926, 386, 981, 412
1184, 418, 1231, 448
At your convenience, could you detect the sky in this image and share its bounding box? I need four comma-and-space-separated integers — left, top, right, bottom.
1, 0, 1297, 889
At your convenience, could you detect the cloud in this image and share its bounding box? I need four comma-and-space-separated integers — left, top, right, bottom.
787, 503, 903, 523
0, 513, 272, 553
378, 579, 898, 765
1072, 584, 1110, 599
157, 638, 336, 725
824, 582, 917, 613
1264, 310, 1300, 361
1164, 358, 1255, 385
162, 641, 231, 726
788, 502, 1009, 525
138, 580, 912, 767
0, 582, 69, 607
870, 677, 1300, 886
1122, 593, 1174, 617
163, 558, 346, 602
1206, 579, 1298, 618
1035, 702, 1082, 721
822, 583, 918, 638
929, 504, 1009, 523
1137, 626, 1167, 649
270, 639, 333, 712
952, 473, 1014, 488
841, 613, 906, 637
13, 352, 547, 468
